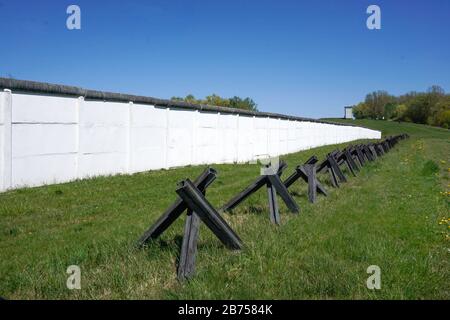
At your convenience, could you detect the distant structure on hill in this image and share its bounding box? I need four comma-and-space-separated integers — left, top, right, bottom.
344, 106, 354, 119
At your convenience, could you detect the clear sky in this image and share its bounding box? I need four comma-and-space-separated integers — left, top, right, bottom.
0, 0, 449, 118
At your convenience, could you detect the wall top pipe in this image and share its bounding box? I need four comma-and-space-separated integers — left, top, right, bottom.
0, 77, 367, 129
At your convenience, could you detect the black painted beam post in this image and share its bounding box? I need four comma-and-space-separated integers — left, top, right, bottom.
368, 144, 378, 159
267, 182, 280, 225
335, 150, 357, 177
344, 148, 360, 172
354, 145, 367, 166
386, 137, 394, 148
283, 168, 302, 189
317, 157, 340, 188
177, 209, 200, 280
348, 146, 362, 168
267, 174, 299, 213
375, 143, 385, 156
327, 154, 347, 183
303, 164, 317, 203
328, 166, 339, 187
362, 145, 375, 162
219, 175, 267, 212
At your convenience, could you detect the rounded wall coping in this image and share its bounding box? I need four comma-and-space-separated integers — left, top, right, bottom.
0, 77, 368, 129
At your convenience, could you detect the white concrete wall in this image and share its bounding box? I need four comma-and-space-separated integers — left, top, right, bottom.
0, 90, 381, 191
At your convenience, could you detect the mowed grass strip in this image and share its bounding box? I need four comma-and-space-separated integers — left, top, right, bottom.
0, 120, 448, 299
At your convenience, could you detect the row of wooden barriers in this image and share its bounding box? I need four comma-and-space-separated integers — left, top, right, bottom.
137, 133, 409, 280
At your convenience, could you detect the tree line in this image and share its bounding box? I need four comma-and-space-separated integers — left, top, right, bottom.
353, 85, 450, 129
171, 94, 258, 112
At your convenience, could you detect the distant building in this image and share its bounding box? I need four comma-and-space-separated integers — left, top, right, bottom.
344, 106, 354, 119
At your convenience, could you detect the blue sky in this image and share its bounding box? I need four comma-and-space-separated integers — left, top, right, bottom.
0, 0, 449, 118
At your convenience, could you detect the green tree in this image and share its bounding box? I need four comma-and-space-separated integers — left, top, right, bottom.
170, 94, 258, 111
384, 102, 398, 120
393, 104, 408, 121
184, 94, 197, 104
405, 94, 432, 124
203, 94, 230, 108
352, 86, 449, 129
364, 90, 393, 119
171, 96, 184, 102
431, 95, 450, 128
353, 102, 370, 119
229, 96, 258, 111
425, 85, 446, 125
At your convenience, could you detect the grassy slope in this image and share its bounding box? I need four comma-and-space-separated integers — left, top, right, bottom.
0, 120, 448, 299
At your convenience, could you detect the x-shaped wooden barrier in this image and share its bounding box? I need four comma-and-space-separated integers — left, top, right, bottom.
283, 155, 328, 203
330, 149, 358, 177
220, 161, 299, 225
317, 152, 347, 187
137, 167, 242, 281
348, 145, 365, 168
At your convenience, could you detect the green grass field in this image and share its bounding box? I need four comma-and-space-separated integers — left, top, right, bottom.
0, 120, 448, 299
